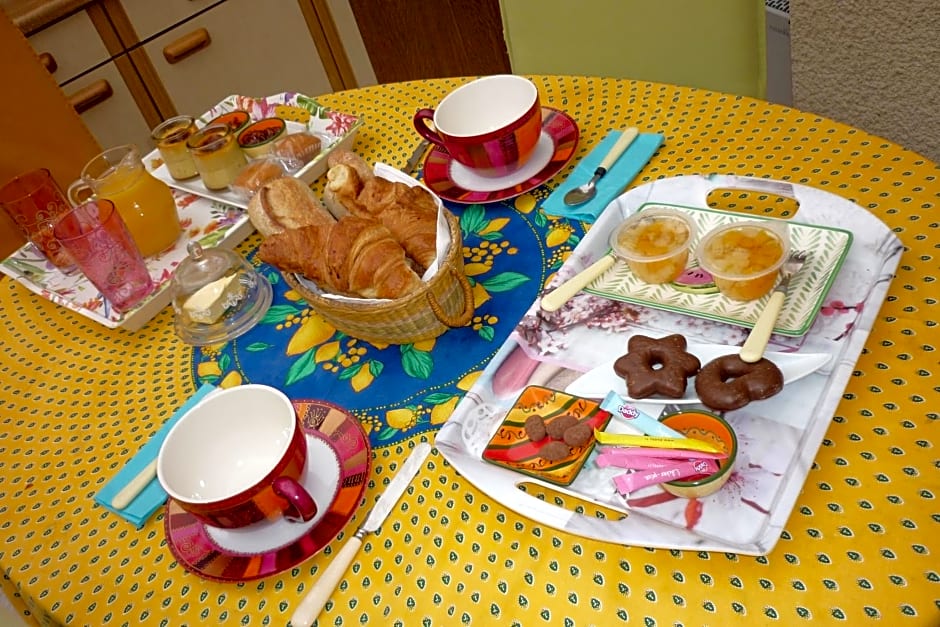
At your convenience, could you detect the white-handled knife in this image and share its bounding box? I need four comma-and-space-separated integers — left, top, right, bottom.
110, 459, 157, 510
290, 441, 432, 627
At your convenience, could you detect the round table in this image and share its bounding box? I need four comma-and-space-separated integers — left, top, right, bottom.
0, 76, 936, 626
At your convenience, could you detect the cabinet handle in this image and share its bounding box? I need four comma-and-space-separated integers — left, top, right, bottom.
68, 80, 114, 114
38, 52, 58, 74
163, 28, 212, 64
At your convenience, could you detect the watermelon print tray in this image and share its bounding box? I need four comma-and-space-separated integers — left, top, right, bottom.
583, 203, 853, 336
483, 386, 612, 487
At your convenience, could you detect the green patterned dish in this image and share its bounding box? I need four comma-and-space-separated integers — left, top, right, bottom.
584, 203, 852, 336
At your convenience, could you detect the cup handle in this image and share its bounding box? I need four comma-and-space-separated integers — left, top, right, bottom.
272, 476, 317, 522
66, 180, 95, 206
413, 108, 446, 147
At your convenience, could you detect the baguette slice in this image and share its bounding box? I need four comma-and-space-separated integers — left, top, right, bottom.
247, 176, 335, 237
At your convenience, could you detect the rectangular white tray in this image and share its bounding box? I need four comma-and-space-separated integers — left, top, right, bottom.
436, 174, 903, 555
0, 191, 252, 331
145, 92, 363, 209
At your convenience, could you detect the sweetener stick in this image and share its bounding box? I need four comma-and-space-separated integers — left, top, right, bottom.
613, 458, 720, 495
594, 429, 724, 454
600, 391, 685, 438
597, 445, 728, 461
596, 453, 676, 470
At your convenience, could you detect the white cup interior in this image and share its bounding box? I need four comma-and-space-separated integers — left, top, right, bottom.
157, 385, 297, 503
433, 75, 538, 137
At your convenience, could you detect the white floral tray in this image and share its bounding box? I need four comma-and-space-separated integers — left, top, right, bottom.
436, 174, 903, 555
0, 191, 252, 331
584, 203, 852, 336
145, 92, 363, 209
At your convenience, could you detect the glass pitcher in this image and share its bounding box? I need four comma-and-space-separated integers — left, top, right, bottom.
67, 144, 182, 258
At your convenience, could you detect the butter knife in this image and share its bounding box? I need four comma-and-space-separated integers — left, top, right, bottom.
290, 441, 432, 627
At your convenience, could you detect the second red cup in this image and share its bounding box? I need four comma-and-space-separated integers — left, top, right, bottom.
0, 168, 77, 273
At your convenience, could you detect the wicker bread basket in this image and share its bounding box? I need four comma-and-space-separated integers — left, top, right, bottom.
284, 208, 475, 344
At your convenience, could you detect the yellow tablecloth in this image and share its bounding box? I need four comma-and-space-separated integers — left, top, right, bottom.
0, 76, 937, 626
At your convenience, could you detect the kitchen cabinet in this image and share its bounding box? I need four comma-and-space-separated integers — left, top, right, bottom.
137, 0, 335, 117
26, 7, 155, 152
17, 0, 376, 153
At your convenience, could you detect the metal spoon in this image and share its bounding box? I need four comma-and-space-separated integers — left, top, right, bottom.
739, 250, 809, 363
563, 127, 639, 206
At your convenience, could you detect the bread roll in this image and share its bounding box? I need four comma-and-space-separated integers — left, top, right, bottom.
232, 159, 288, 201
246, 177, 335, 237
272, 132, 322, 166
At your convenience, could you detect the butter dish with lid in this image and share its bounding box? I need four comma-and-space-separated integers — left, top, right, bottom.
171, 241, 272, 345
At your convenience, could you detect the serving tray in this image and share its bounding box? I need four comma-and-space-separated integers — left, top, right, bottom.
145, 92, 363, 210
0, 191, 251, 331
584, 203, 852, 336
436, 174, 902, 555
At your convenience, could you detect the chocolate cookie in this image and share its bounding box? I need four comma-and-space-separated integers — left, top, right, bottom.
695, 354, 784, 411
613, 334, 701, 399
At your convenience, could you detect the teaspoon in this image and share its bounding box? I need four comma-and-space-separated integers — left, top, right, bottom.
563, 127, 639, 206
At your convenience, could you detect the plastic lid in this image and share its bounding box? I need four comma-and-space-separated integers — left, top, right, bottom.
171, 241, 272, 345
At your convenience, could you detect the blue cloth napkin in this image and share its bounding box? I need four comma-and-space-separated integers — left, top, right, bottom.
542, 130, 664, 223
94, 383, 216, 527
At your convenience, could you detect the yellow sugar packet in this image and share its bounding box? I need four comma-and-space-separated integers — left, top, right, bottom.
593, 429, 724, 454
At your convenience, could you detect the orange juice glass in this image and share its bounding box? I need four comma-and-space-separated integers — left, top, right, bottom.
68, 144, 182, 258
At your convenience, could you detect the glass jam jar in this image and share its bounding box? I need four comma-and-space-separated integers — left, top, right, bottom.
151, 115, 199, 180
186, 124, 247, 191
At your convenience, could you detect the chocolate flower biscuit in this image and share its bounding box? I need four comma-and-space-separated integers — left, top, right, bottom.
613, 334, 701, 399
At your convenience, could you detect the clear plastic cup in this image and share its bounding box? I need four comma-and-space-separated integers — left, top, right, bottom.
696, 219, 790, 301
611, 206, 697, 284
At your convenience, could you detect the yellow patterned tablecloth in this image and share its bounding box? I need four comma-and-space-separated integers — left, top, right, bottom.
0, 76, 937, 626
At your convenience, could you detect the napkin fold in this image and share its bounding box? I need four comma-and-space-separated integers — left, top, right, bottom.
94, 383, 216, 527
542, 130, 664, 223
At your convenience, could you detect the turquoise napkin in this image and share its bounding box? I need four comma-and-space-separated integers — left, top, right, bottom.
94, 383, 216, 528
543, 130, 664, 223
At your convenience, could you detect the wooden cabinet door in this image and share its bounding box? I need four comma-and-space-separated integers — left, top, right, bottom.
348, 0, 510, 83
141, 0, 335, 116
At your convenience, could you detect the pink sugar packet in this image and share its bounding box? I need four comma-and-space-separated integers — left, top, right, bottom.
612, 458, 720, 495
596, 453, 675, 470
597, 445, 728, 461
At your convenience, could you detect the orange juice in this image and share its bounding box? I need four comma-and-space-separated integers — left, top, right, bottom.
96, 165, 182, 257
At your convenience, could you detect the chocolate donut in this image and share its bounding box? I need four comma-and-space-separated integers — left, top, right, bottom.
613, 334, 701, 399
694, 354, 784, 411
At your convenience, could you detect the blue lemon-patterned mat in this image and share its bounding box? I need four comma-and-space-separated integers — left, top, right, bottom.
190, 189, 586, 448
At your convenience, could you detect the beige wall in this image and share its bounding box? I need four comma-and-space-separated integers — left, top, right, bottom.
790, 0, 940, 162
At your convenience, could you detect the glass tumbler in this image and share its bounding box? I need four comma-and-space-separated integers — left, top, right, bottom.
0, 169, 77, 273
151, 115, 200, 180
53, 199, 155, 313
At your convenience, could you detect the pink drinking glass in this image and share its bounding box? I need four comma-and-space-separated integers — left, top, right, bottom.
52, 199, 155, 313
0, 168, 77, 273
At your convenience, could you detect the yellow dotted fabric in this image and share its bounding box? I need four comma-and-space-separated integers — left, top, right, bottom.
0, 76, 937, 626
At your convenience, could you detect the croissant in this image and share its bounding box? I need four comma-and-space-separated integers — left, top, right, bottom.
258, 216, 423, 299
326, 163, 439, 272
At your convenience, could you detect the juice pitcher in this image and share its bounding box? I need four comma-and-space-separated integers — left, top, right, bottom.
68, 144, 182, 258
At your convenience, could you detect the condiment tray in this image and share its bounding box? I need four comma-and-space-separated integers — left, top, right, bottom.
435, 174, 902, 555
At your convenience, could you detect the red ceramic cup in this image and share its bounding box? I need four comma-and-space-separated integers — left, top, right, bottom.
413, 74, 543, 178
0, 168, 77, 273
156, 385, 318, 529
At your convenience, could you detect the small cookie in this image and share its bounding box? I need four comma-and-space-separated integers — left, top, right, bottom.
562, 423, 593, 447
545, 414, 579, 440
613, 334, 701, 399
694, 354, 784, 411
524, 415, 548, 441
539, 440, 571, 462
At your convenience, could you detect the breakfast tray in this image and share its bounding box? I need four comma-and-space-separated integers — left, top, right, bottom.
0, 191, 252, 331
435, 174, 903, 555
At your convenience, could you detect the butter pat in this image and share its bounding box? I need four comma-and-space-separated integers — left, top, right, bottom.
183, 273, 245, 324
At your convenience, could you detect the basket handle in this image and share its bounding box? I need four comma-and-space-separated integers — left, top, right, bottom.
426, 265, 475, 328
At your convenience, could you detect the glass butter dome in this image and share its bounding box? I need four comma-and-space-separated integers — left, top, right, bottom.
171, 241, 272, 345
